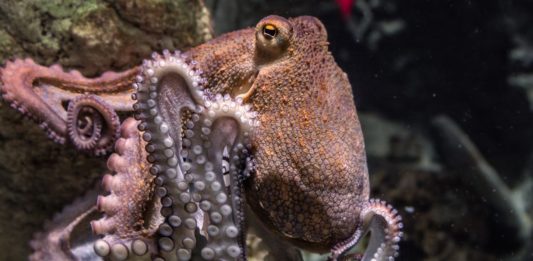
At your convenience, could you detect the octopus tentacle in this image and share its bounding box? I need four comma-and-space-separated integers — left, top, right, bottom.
67, 95, 121, 155
91, 117, 160, 260
0, 58, 138, 147
30, 189, 101, 261
33, 50, 258, 260
185, 94, 258, 260
134, 50, 205, 260
134, 51, 257, 260
360, 199, 402, 261
330, 199, 402, 261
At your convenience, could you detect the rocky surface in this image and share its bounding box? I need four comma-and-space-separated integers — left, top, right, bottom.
0, 0, 212, 259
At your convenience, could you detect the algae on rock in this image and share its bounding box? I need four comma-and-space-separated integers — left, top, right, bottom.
0, 0, 212, 259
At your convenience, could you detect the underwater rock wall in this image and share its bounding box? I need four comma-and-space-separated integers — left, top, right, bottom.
0, 0, 211, 259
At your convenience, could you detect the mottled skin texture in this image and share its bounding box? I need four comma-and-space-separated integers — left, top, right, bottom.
188, 16, 369, 251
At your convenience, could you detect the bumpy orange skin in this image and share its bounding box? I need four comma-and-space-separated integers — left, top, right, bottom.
187, 15, 369, 252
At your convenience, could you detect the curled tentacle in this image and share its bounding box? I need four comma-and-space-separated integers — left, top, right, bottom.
360, 199, 402, 261
330, 199, 402, 261
91, 117, 160, 260
0, 58, 138, 147
67, 95, 121, 156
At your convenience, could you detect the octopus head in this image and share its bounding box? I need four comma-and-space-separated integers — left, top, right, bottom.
187, 15, 330, 104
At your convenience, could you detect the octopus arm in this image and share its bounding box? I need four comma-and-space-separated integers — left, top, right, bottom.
31, 50, 260, 261
134, 50, 206, 260
0, 58, 138, 154
359, 199, 402, 261
134, 51, 258, 260
30, 189, 102, 261
91, 117, 160, 260
330, 199, 402, 261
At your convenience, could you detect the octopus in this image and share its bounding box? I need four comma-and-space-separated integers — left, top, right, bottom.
0, 15, 402, 261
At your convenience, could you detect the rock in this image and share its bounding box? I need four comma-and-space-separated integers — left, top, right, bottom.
0, 0, 212, 259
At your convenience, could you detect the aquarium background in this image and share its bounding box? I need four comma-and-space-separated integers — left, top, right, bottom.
0, 0, 532, 260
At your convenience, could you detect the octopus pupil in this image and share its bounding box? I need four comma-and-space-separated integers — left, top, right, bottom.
262, 25, 277, 39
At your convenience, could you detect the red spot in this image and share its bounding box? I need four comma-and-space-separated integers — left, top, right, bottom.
335, 0, 354, 19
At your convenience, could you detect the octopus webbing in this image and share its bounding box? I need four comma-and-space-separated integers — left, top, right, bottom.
0, 15, 402, 261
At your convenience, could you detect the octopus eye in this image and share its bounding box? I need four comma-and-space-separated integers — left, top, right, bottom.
262, 24, 278, 39
255, 15, 293, 63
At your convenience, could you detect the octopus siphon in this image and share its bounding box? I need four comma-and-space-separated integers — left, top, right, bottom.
0, 15, 402, 261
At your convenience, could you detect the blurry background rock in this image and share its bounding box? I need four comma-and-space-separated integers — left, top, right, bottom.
0, 0, 211, 259
1, 0, 533, 260
505, 1, 533, 110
